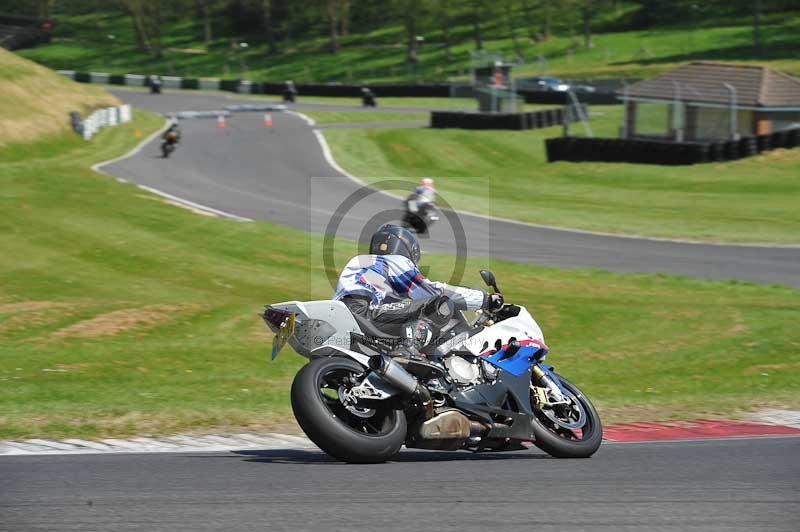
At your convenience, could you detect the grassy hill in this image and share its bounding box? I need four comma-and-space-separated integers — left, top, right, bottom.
16, 6, 800, 82
1, 52, 798, 440
0, 48, 119, 146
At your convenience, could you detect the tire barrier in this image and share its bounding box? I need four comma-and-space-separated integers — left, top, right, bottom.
545, 130, 800, 165
770, 130, 789, 150
180, 78, 200, 90
739, 136, 758, 158
430, 105, 587, 130
723, 140, 740, 160
788, 128, 800, 148
708, 142, 725, 162
69, 104, 132, 140
756, 134, 772, 153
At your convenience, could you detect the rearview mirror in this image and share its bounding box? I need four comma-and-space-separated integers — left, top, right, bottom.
479, 270, 499, 293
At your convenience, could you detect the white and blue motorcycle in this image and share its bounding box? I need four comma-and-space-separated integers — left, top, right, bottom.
262, 270, 602, 463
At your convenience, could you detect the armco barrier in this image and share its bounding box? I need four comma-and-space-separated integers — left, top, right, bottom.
224, 103, 287, 112
89, 72, 109, 84
124, 74, 146, 86
199, 78, 220, 90
161, 76, 181, 89
174, 110, 231, 119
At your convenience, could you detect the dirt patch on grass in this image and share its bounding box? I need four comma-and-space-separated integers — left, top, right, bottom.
53, 304, 200, 338
0, 302, 80, 337
0, 301, 72, 313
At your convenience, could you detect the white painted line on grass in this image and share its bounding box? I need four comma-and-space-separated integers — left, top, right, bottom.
137, 185, 253, 222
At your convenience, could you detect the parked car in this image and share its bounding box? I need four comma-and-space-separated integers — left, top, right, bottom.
517, 76, 596, 93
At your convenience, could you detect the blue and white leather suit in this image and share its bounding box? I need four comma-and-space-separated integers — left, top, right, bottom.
333, 254, 486, 338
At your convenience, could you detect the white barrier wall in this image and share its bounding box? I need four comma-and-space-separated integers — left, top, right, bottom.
89, 72, 110, 84
56, 70, 76, 80
162, 76, 182, 89
125, 74, 146, 86
199, 78, 220, 90
80, 104, 132, 140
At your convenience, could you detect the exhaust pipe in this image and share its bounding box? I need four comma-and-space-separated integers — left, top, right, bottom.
369, 355, 433, 418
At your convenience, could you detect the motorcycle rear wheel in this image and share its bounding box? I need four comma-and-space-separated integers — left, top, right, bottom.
530, 373, 602, 458
291, 356, 406, 463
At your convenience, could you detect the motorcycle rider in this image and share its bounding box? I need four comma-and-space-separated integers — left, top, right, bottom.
162, 120, 181, 145
404, 178, 438, 234
333, 223, 503, 357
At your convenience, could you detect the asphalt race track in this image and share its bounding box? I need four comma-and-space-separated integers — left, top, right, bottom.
2, 437, 798, 532
103, 89, 800, 288
3, 90, 798, 532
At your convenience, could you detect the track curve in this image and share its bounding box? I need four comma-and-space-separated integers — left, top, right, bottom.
2, 437, 798, 532
103, 89, 800, 287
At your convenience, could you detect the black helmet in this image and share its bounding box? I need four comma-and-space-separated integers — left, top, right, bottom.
369, 223, 421, 265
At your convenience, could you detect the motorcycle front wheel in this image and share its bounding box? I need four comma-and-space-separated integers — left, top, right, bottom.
530, 373, 602, 458
291, 356, 406, 463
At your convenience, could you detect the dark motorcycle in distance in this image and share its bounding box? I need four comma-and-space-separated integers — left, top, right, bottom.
403, 199, 439, 235
161, 131, 179, 158
262, 270, 603, 463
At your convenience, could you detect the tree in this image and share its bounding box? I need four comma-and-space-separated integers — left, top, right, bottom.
471, 0, 484, 50
261, 0, 279, 55
194, 0, 214, 48
438, 0, 453, 61
339, 0, 350, 36
581, 0, 593, 49
324, 0, 340, 53
119, 0, 164, 58
398, 0, 427, 64
752, 0, 763, 56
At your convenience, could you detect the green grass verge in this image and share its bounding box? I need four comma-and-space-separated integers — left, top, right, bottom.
321, 105, 800, 244
1, 107, 798, 440
17, 10, 800, 81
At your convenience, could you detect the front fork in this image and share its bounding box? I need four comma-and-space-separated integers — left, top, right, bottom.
531, 364, 569, 408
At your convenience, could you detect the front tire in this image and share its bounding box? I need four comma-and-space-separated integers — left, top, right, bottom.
530, 373, 602, 458
291, 356, 407, 463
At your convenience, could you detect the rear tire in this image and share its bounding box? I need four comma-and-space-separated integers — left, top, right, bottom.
530, 373, 602, 458
291, 356, 406, 463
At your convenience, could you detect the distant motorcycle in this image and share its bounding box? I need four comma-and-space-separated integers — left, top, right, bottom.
161, 130, 179, 158
262, 269, 602, 463
403, 198, 439, 234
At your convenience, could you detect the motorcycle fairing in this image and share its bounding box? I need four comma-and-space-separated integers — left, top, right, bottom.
263, 300, 362, 358
479, 339, 548, 377
452, 367, 536, 440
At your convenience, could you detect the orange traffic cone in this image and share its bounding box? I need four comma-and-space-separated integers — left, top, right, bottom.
216, 115, 226, 128
263, 112, 273, 127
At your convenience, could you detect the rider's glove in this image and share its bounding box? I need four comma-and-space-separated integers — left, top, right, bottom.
483, 293, 504, 312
